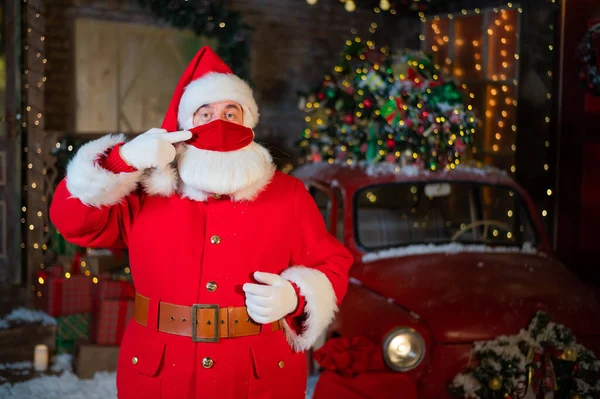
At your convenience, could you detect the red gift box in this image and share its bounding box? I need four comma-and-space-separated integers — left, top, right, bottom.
94, 276, 135, 301
91, 298, 134, 345
34, 268, 94, 316
91, 276, 135, 345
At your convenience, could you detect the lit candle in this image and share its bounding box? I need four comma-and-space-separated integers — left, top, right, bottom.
34, 344, 48, 371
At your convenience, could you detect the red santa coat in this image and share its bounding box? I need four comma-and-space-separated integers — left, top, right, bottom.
49, 135, 352, 399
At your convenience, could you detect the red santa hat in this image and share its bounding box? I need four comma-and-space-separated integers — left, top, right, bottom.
161, 46, 259, 131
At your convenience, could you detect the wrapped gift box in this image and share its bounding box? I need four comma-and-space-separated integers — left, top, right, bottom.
73, 339, 120, 379
56, 313, 91, 354
94, 277, 135, 301
109, 267, 133, 283
34, 269, 94, 316
91, 298, 134, 345
91, 277, 135, 345
57, 250, 126, 277
51, 227, 81, 256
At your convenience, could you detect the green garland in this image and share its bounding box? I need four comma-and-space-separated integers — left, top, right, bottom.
137, 0, 252, 80
330, 0, 446, 14
450, 311, 600, 399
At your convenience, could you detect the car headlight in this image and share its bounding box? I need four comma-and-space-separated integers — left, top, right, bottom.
383, 327, 425, 372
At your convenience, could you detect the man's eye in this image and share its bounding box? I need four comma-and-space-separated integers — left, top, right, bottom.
227, 113, 236, 119
201, 113, 210, 118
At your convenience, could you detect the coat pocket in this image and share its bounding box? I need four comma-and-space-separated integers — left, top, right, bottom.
118, 320, 167, 377
248, 331, 307, 399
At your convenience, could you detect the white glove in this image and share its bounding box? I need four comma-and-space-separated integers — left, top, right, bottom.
119, 128, 192, 170
243, 272, 299, 324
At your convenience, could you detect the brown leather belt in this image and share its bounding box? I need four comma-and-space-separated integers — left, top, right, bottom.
133, 293, 281, 342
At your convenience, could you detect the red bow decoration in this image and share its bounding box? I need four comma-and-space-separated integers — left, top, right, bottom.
525, 345, 559, 398
70, 252, 82, 275
313, 336, 386, 377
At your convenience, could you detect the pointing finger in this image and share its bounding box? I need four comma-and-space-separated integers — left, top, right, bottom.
145, 128, 167, 135
243, 283, 272, 297
161, 130, 192, 143
253, 272, 280, 286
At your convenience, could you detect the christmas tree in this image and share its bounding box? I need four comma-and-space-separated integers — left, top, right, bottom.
297, 37, 479, 171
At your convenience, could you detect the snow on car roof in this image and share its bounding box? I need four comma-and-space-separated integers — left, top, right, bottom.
291, 161, 517, 189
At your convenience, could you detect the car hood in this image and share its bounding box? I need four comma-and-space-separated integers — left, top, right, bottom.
353, 252, 600, 343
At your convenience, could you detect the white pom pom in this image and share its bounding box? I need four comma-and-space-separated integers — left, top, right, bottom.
141, 164, 178, 196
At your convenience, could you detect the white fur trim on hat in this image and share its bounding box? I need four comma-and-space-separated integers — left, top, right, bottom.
66, 134, 143, 208
178, 72, 259, 129
280, 266, 338, 352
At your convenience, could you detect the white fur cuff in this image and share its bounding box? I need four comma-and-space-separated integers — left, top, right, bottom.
281, 266, 338, 352
65, 134, 143, 207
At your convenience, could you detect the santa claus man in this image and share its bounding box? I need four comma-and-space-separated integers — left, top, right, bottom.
49, 47, 352, 399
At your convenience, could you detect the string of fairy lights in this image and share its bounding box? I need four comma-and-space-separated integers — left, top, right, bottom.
303, 0, 557, 227
418, 2, 556, 224
20, 0, 49, 288
306, 0, 429, 14
422, 6, 520, 173
19, 0, 135, 292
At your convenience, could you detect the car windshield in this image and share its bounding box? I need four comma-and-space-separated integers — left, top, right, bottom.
355, 182, 538, 250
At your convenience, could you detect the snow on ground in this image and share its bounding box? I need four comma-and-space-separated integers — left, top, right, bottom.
0, 365, 320, 399
362, 241, 539, 263
0, 371, 117, 399
0, 308, 56, 329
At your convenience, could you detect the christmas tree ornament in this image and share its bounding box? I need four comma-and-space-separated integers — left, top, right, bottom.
359, 70, 386, 91
298, 97, 307, 111
488, 377, 503, 391
560, 346, 578, 361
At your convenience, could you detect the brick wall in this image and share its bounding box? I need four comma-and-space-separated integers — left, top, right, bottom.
44, 0, 74, 132
43, 0, 420, 161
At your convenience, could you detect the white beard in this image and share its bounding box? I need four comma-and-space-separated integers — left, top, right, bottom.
140, 142, 276, 202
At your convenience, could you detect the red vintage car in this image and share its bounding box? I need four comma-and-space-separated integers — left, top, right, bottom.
292, 162, 600, 399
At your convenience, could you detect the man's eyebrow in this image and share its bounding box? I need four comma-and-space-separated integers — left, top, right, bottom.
198, 104, 212, 111
225, 104, 242, 112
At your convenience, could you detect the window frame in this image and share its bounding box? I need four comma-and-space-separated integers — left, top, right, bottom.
308, 181, 340, 239
352, 180, 540, 252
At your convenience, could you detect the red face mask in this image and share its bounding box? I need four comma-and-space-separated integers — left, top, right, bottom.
186, 119, 254, 152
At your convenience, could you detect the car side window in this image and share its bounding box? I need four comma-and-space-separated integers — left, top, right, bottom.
310, 186, 331, 231
334, 189, 344, 243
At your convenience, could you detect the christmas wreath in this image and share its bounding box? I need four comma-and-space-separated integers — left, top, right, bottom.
578, 23, 600, 97
137, 0, 252, 79
450, 311, 600, 399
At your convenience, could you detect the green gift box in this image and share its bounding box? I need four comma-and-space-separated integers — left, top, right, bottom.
381, 97, 404, 126
51, 227, 81, 256
56, 313, 91, 354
